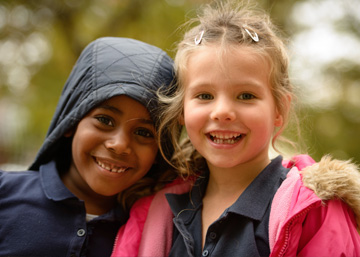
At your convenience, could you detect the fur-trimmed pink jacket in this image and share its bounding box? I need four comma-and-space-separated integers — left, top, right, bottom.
111, 155, 360, 257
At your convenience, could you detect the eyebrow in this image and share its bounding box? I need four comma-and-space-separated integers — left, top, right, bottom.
98, 105, 123, 115
98, 105, 154, 125
188, 77, 265, 88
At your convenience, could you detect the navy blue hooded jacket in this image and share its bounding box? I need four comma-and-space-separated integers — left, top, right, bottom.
0, 37, 174, 257
31, 37, 174, 171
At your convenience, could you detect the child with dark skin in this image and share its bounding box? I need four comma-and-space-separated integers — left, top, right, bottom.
0, 37, 175, 257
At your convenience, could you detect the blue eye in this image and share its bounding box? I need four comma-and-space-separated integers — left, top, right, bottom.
238, 93, 255, 100
197, 93, 213, 100
95, 116, 114, 126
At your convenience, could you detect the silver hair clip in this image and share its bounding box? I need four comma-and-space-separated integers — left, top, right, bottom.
194, 30, 204, 45
244, 27, 259, 42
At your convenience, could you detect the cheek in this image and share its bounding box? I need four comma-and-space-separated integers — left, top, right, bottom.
183, 114, 203, 142
140, 145, 159, 170
183, 103, 206, 125
244, 108, 276, 133
73, 130, 99, 156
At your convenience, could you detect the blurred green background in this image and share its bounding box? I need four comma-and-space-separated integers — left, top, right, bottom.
0, 0, 359, 170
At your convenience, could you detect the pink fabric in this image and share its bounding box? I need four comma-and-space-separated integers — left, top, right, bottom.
138, 180, 192, 256
268, 167, 301, 250
297, 199, 360, 256
270, 178, 321, 256
282, 154, 315, 170
111, 195, 154, 257
111, 179, 192, 257
271, 155, 360, 256
112, 155, 360, 257
269, 155, 317, 250
270, 191, 360, 256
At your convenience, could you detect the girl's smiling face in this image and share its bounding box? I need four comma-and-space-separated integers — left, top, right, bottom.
65, 95, 158, 198
182, 45, 283, 172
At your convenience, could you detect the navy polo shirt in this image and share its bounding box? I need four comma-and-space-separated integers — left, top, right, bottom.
0, 161, 127, 257
166, 156, 289, 257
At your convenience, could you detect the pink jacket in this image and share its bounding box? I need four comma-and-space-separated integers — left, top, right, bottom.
111, 155, 360, 257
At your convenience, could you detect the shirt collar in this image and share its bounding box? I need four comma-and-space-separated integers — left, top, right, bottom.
166, 176, 206, 223
167, 155, 288, 222
40, 161, 76, 201
227, 155, 288, 220
40, 161, 127, 222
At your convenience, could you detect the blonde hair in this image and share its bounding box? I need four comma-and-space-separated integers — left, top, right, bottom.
159, 0, 299, 178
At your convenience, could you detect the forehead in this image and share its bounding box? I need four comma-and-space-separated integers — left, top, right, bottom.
95, 95, 151, 119
189, 43, 267, 64
183, 44, 270, 86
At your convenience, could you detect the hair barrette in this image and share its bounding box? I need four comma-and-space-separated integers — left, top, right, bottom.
244, 27, 259, 42
194, 30, 204, 45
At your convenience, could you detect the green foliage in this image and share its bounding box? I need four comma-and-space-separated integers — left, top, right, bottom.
0, 0, 359, 167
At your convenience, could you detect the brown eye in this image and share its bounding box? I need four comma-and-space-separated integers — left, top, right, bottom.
95, 116, 114, 126
135, 128, 154, 138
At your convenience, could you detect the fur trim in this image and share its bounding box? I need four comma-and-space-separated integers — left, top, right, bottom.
301, 155, 360, 229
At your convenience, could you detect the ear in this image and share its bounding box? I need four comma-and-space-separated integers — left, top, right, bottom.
274, 93, 291, 127
274, 112, 283, 127
64, 129, 74, 138
178, 113, 185, 125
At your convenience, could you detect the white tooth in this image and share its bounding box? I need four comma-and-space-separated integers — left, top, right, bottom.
112, 167, 127, 173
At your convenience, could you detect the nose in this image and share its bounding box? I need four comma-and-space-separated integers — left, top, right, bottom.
210, 97, 236, 122
104, 130, 132, 155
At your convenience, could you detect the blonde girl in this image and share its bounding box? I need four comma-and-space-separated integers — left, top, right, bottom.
111, 1, 360, 256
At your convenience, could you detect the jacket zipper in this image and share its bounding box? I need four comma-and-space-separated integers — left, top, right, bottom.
277, 202, 318, 256
111, 232, 119, 256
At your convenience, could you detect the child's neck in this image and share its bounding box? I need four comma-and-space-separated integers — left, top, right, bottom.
201, 158, 270, 248
206, 157, 270, 196
83, 195, 117, 216
61, 172, 117, 216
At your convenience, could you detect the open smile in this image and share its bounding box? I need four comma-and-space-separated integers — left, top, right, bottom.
94, 157, 130, 173
208, 132, 244, 144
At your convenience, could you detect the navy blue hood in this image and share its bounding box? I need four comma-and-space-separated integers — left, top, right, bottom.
30, 37, 174, 170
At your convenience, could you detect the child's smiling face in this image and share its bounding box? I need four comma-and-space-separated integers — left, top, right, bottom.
66, 95, 158, 198
182, 44, 283, 172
